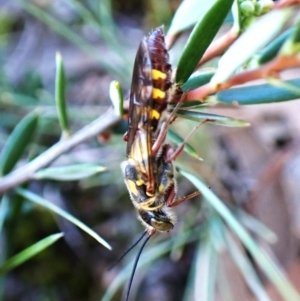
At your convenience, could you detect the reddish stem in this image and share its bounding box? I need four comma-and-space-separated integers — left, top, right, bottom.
197, 29, 240, 67
186, 55, 300, 101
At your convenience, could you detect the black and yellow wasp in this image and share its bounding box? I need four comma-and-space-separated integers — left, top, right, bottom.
120, 26, 199, 301
121, 26, 184, 236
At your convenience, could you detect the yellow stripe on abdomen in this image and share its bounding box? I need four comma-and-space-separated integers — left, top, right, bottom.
150, 109, 160, 120
152, 88, 166, 99
152, 69, 167, 80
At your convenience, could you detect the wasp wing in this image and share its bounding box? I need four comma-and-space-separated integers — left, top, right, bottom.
126, 38, 155, 190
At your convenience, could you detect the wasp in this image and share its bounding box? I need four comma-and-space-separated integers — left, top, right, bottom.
121, 26, 188, 236
120, 27, 199, 301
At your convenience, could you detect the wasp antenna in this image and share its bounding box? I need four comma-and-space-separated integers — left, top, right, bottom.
124, 234, 151, 301
108, 231, 147, 271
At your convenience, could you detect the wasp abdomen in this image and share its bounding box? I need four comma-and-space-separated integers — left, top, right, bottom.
146, 27, 172, 108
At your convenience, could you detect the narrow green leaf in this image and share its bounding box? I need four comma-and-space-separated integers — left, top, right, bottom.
208, 215, 226, 251
179, 170, 300, 301
109, 81, 124, 117
216, 257, 235, 301
0, 195, 9, 234
194, 239, 217, 301
292, 20, 300, 44
16, 188, 112, 250
55, 52, 70, 138
0, 233, 63, 273
211, 8, 292, 84
280, 20, 300, 56
169, 100, 207, 109
176, 0, 234, 84
257, 27, 295, 65
183, 215, 222, 301
225, 229, 272, 301
167, 129, 199, 159
33, 164, 106, 181
176, 110, 250, 127
181, 71, 215, 92
0, 111, 39, 176
168, 0, 216, 35
238, 210, 277, 244
182, 254, 197, 301
216, 78, 300, 105
267, 78, 300, 95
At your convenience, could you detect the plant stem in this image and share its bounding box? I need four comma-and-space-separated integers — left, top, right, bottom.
0, 108, 120, 195
186, 54, 300, 100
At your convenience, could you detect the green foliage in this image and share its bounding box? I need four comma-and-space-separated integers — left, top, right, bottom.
180, 170, 300, 301
181, 71, 214, 92
217, 78, 300, 105
257, 27, 295, 65
211, 8, 292, 84
16, 188, 111, 250
0, 233, 63, 274
0, 111, 39, 176
55, 53, 70, 138
0, 1, 299, 301
167, 129, 199, 159
175, 110, 250, 127
175, 0, 234, 84
33, 164, 106, 181
109, 80, 124, 117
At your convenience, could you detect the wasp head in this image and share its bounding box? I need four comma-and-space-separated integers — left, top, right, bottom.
121, 156, 177, 233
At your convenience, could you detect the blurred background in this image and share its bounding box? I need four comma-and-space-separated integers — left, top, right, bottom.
0, 0, 300, 301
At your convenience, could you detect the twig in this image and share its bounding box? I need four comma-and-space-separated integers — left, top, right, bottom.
0, 108, 121, 195
165, 32, 181, 51
196, 28, 240, 67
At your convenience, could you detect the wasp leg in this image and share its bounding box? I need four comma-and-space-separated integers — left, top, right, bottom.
151, 121, 168, 156
168, 191, 201, 208
165, 185, 176, 207
139, 198, 165, 211
166, 119, 210, 162
152, 93, 186, 156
